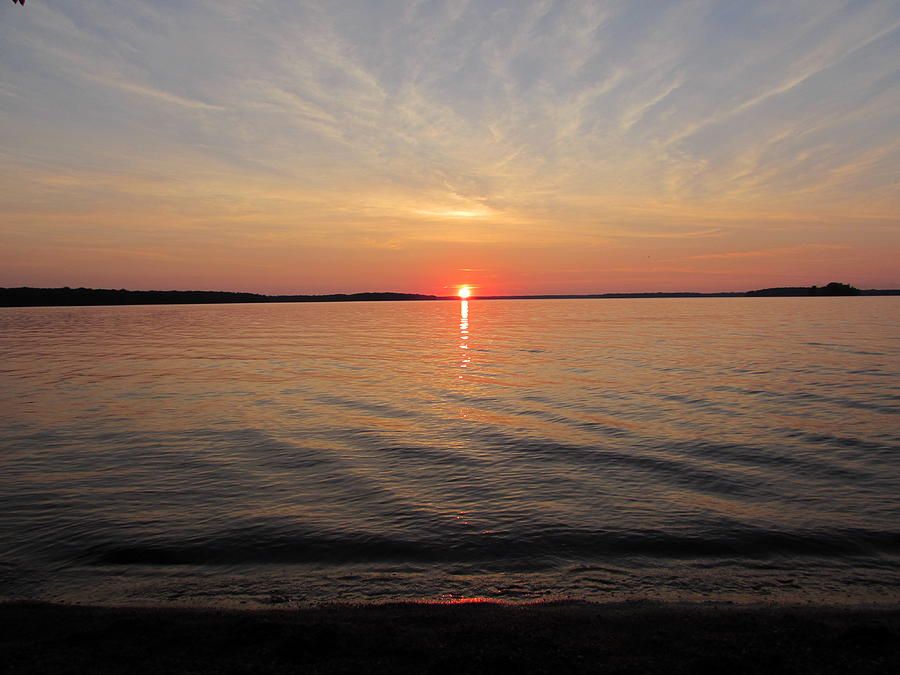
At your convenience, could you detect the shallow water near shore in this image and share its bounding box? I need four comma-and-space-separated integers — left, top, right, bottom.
1, 297, 898, 607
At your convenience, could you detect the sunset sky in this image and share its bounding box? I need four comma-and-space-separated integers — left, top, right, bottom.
2, 1, 899, 295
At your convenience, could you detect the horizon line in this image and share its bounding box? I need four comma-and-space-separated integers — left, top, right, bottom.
2, 283, 898, 308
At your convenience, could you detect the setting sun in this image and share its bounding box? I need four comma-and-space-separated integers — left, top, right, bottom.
458, 286, 472, 299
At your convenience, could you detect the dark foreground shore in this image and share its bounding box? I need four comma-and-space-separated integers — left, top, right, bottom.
2, 601, 898, 674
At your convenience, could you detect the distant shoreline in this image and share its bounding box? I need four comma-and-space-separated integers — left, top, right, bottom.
0, 288, 441, 308
1, 284, 898, 307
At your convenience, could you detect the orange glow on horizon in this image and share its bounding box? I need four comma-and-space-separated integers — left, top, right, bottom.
458, 286, 472, 299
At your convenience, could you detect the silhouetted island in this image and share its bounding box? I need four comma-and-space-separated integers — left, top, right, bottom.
746, 282, 864, 297
1, 282, 896, 307
0, 288, 438, 307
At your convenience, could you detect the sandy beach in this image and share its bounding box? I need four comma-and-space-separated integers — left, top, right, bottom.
2, 600, 898, 674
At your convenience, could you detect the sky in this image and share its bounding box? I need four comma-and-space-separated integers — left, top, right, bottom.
1, 0, 899, 295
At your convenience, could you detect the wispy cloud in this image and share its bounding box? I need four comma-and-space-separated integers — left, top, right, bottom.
1, 0, 898, 293
83, 73, 225, 110
689, 244, 851, 261
610, 228, 724, 240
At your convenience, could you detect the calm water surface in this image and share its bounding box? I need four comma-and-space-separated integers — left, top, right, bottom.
1, 298, 898, 606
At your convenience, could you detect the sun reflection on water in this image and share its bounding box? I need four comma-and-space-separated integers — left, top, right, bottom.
459, 299, 470, 378
428, 596, 500, 605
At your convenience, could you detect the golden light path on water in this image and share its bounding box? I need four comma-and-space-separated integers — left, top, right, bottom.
459, 299, 470, 379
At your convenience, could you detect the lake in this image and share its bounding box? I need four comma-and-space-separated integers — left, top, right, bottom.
1, 297, 898, 607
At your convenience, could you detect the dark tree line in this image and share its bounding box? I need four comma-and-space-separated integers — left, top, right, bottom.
0, 287, 438, 307
746, 282, 860, 297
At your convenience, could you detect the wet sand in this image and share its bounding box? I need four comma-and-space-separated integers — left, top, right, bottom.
2, 600, 898, 674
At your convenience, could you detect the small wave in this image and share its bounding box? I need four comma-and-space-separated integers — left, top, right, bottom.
83, 526, 900, 567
